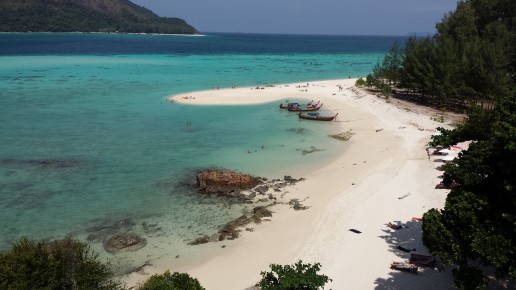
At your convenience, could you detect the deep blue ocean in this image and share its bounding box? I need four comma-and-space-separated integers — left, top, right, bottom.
0, 32, 405, 273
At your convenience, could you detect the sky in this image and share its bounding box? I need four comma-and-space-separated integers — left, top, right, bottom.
131, 0, 458, 36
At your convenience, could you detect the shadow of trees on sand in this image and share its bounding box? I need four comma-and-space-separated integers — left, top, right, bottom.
374, 219, 456, 290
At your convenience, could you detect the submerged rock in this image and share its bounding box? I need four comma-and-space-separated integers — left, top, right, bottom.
124, 261, 152, 275
188, 235, 212, 245
104, 233, 146, 254
218, 215, 250, 241
329, 130, 355, 141
0, 158, 82, 169
187, 174, 306, 245
216, 206, 274, 241
301, 146, 325, 155
286, 127, 312, 135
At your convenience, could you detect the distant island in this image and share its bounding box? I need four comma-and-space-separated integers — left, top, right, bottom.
0, 0, 198, 35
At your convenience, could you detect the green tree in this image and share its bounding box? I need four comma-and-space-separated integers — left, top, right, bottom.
401, 36, 437, 97
0, 237, 121, 289
423, 93, 516, 289
258, 260, 332, 290
399, 0, 515, 110
366, 42, 405, 95
137, 271, 205, 290
374, 2, 516, 287
355, 77, 366, 87
382, 41, 405, 86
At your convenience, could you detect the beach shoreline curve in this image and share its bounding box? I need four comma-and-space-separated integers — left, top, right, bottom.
126, 78, 457, 289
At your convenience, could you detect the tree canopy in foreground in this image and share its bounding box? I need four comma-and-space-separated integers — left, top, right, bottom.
0, 237, 122, 289
258, 260, 332, 290
0, 237, 334, 290
136, 271, 205, 290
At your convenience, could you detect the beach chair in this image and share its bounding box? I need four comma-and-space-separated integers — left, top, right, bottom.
390, 262, 418, 274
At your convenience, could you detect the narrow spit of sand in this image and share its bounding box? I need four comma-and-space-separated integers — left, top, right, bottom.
125, 79, 458, 289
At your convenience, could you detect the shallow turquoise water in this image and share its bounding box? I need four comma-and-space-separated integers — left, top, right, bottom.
0, 33, 401, 272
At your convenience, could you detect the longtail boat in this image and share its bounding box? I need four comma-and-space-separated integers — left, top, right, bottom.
279, 100, 315, 109
298, 112, 338, 121
288, 103, 323, 111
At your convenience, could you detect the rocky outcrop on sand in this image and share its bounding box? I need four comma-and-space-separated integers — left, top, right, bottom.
217, 206, 273, 241
197, 169, 261, 195
188, 172, 308, 245
187, 206, 274, 245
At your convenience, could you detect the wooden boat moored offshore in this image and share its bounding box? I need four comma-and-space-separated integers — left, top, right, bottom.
288, 103, 323, 111
298, 112, 338, 121
279, 100, 316, 109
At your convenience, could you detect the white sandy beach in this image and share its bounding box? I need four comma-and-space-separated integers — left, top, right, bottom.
125, 79, 462, 289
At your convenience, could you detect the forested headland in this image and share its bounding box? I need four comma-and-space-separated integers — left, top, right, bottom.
361, 0, 515, 288
0, 0, 198, 34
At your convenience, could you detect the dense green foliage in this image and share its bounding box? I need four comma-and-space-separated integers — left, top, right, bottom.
365, 42, 404, 95
363, 0, 516, 288
388, 0, 516, 288
355, 77, 366, 87
0, 0, 198, 34
0, 238, 332, 290
136, 271, 205, 290
0, 237, 122, 289
258, 260, 332, 290
366, 0, 515, 110
423, 94, 516, 289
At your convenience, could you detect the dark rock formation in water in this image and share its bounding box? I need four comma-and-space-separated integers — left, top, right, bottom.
104, 233, 146, 254
301, 146, 325, 155
0, 158, 82, 169
197, 169, 261, 195
188, 235, 211, 245
187, 173, 307, 245
217, 206, 273, 241
186, 206, 275, 245
286, 127, 312, 135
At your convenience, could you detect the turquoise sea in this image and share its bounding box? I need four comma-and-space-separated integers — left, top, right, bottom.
0, 33, 405, 273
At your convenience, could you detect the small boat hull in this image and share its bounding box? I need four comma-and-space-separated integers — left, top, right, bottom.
279, 100, 315, 109
298, 112, 338, 121
288, 103, 323, 111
